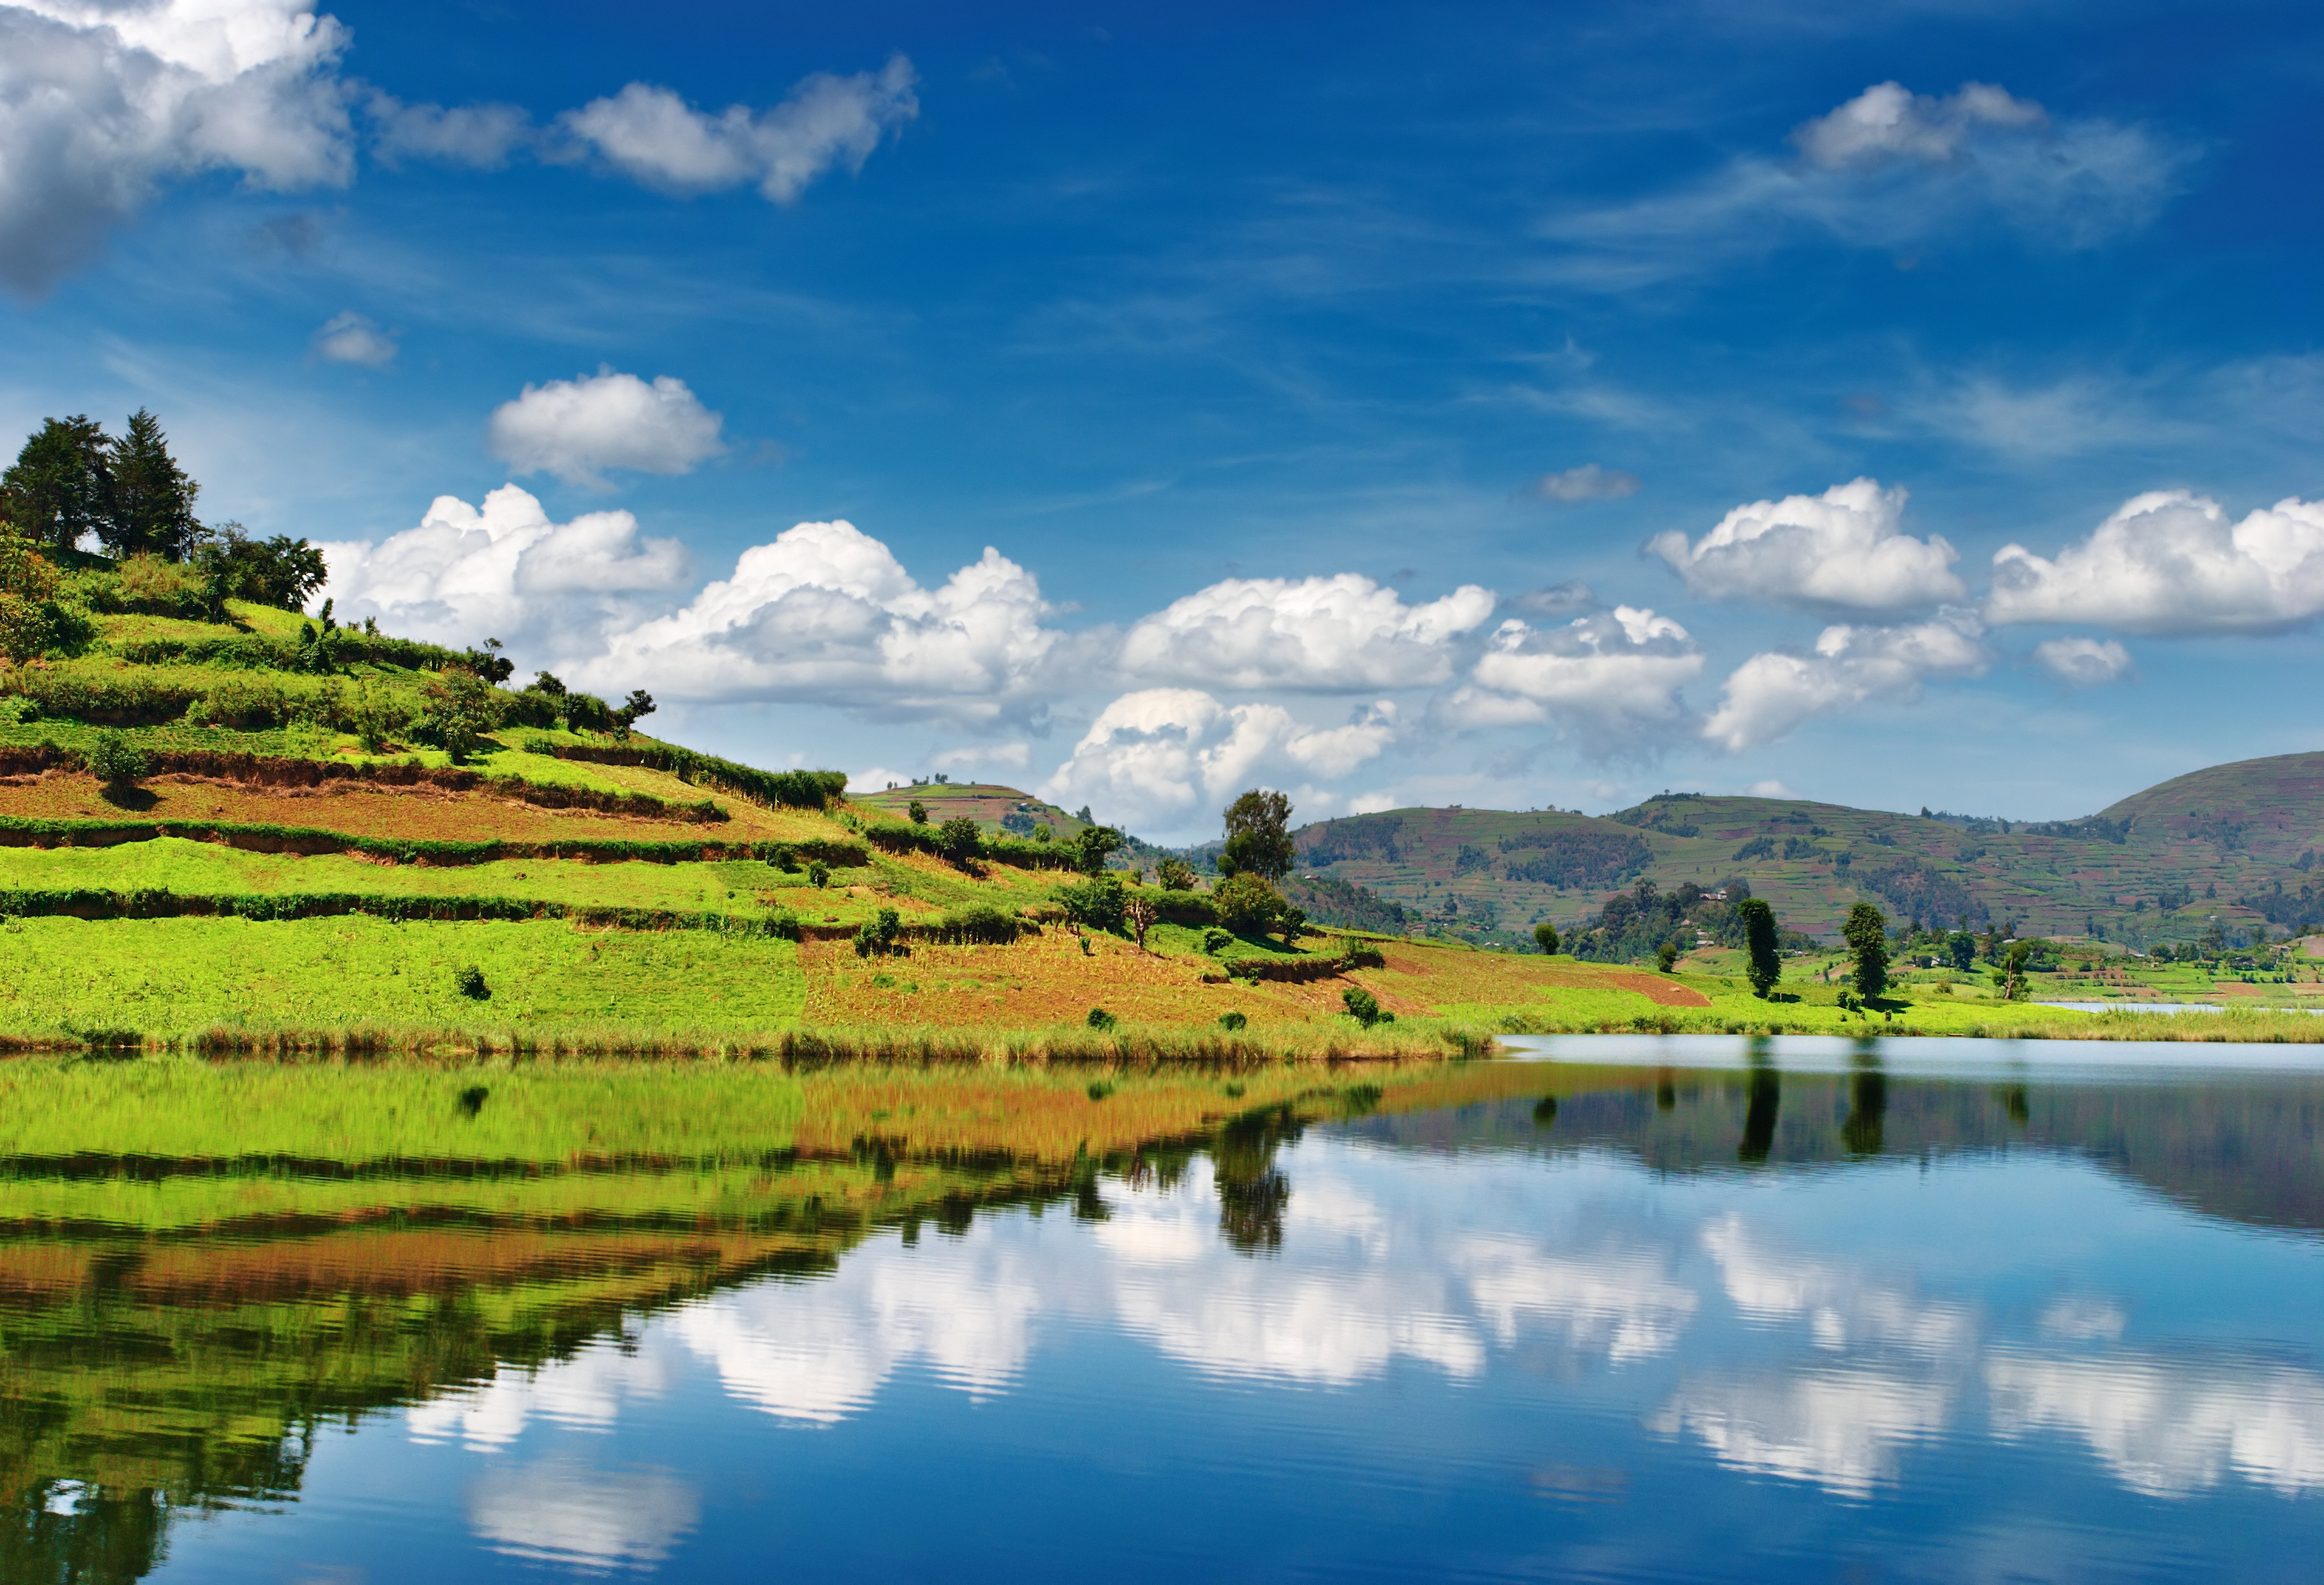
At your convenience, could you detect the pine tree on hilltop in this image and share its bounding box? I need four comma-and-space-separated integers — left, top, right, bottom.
103, 409, 203, 561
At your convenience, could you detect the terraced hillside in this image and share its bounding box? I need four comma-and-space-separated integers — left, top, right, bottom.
1289, 754, 2324, 948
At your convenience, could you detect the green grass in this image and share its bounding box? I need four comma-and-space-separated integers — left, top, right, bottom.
0, 915, 806, 1039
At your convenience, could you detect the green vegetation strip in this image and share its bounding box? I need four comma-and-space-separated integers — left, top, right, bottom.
0, 885, 805, 933
538, 741, 846, 810
0, 813, 867, 866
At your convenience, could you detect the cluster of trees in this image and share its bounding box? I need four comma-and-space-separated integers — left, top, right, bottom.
1052, 789, 1309, 948
0, 413, 331, 662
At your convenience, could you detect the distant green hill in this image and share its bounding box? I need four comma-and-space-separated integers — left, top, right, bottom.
1278, 752, 2324, 949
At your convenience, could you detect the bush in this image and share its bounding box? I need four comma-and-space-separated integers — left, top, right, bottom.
563, 692, 612, 733
853, 907, 904, 958
1054, 874, 1127, 933
1212, 872, 1284, 936
908, 799, 928, 824
454, 965, 490, 1001
1533, 921, 1559, 956
1156, 855, 1197, 890
1218, 1010, 1248, 1031
114, 553, 206, 615
768, 844, 799, 872
1086, 1007, 1118, 1031
936, 815, 982, 863
413, 667, 502, 762
84, 730, 147, 787
935, 903, 1022, 944
1342, 986, 1392, 1028
807, 860, 830, 888
1202, 926, 1232, 954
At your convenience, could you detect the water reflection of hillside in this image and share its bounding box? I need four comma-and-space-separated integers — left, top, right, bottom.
1350, 1069, 2324, 1236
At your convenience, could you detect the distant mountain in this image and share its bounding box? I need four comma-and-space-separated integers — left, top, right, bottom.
1282, 751, 2324, 947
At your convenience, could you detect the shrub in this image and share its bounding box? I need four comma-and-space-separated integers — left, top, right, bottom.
908, 799, 928, 825
1202, 927, 1232, 954
853, 907, 904, 958
1218, 1010, 1248, 1032
807, 860, 831, 888
84, 730, 148, 787
1533, 921, 1559, 956
414, 667, 501, 762
453, 965, 490, 1001
935, 904, 1022, 944
1032, 823, 1052, 844
1086, 1007, 1118, 1031
1656, 938, 1680, 973
1156, 855, 1197, 891
1212, 872, 1284, 936
563, 691, 612, 733
1277, 905, 1308, 947
936, 816, 982, 863
768, 844, 799, 872
1054, 874, 1126, 933
1341, 986, 1392, 1028
115, 553, 206, 614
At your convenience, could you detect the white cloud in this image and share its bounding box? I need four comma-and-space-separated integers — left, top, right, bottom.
555, 56, 917, 202
310, 308, 394, 366
930, 741, 1031, 773
1745, 779, 1795, 799
2034, 636, 2132, 686
366, 92, 532, 169
1702, 611, 1988, 751
1987, 491, 2324, 635
487, 367, 726, 488
0, 0, 354, 295
1792, 81, 2046, 170
1987, 1351, 2324, 1498
1040, 689, 1397, 834
317, 483, 691, 660
1533, 464, 1639, 503
1650, 478, 1963, 612
587, 519, 1071, 721
1450, 606, 1703, 751
1545, 80, 2189, 284
1116, 574, 1494, 691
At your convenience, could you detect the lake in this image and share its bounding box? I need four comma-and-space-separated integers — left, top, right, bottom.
5, 1038, 2320, 1581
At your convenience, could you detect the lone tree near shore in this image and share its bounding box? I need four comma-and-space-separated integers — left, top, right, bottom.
1843, 902, 1891, 1001
1737, 898, 1782, 998
1219, 789, 1295, 880
1533, 921, 1559, 956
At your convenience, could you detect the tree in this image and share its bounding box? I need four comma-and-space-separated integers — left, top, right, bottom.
936, 816, 983, 864
85, 730, 148, 789
1071, 823, 1124, 876
194, 526, 330, 611
1124, 894, 1159, 951
1277, 905, 1308, 947
1843, 902, 1891, 1001
1737, 898, 1782, 998
612, 689, 656, 737
1342, 986, 1388, 1028
2, 416, 110, 551
101, 409, 201, 560
1220, 789, 1295, 880
0, 523, 70, 662
908, 799, 929, 825
417, 666, 499, 762
1155, 855, 1196, 891
1533, 921, 1559, 956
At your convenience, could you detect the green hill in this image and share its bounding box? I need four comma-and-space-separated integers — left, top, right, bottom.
1282, 753, 2324, 950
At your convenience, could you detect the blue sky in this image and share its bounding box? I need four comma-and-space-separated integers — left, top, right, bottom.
3, 0, 2319, 840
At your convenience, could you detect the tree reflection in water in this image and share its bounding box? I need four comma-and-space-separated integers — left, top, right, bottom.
1213, 1105, 1301, 1255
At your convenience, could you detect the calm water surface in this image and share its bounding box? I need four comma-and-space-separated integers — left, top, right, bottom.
8, 1037, 2324, 1582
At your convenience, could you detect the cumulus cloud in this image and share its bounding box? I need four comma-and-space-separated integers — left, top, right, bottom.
1546, 80, 2190, 284
1987, 491, 2324, 635
1041, 689, 1397, 834
554, 56, 917, 201
0, 0, 354, 295
1116, 574, 1494, 692
487, 367, 726, 488
2034, 636, 2132, 686
1650, 478, 1963, 612
1447, 606, 1703, 752
1702, 612, 1987, 751
1533, 464, 1639, 503
587, 519, 1071, 721
467, 1463, 699, 1570
310, 308, 394, 366
316, 483, 690, 659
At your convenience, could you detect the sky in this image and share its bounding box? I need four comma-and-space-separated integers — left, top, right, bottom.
2, 0, 2319, 841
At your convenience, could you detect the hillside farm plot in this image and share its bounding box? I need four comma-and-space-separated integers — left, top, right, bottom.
0, 916, 806, 1040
